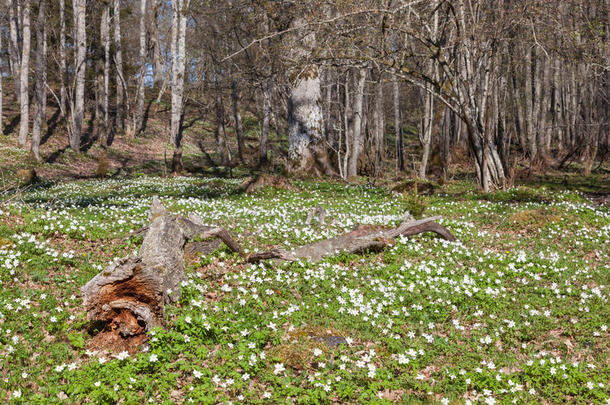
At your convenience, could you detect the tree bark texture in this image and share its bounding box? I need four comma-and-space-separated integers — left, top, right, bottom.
31, 0, 46, 161
232, 81, 245, 163
18, 0, 31, 148
71, 0, 86, 151
134, 0, 147, 135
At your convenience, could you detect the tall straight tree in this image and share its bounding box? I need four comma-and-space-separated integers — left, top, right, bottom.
393, 80, 404, 171
286, 16, 335, 176
31, 0, 46, 161
71, 0, 86, 151
170, 0, 189, 172
59, 0, 67, 117
114, 0, 125, 131
100, 2, 111, 146
347, 67, 366, 178
231, 80, 245, 163
134, 0, 147, 136
0, 28, 3, 136
8, 0, 21, 103
260, 83, 271, 165
18, 0, 31, 148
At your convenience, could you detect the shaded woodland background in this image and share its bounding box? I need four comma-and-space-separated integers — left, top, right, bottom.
0, 0, 608, 191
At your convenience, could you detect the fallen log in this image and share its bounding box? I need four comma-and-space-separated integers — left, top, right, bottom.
246, 216, 456, 263
81, 198, 242, 353
82, 199, 455, 352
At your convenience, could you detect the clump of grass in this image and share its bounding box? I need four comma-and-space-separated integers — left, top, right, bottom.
391, 179, 437, 195
481, 186, 547, 204
16, 168, 38, 185
401, 191, 428, 219
508, 207, 561, 231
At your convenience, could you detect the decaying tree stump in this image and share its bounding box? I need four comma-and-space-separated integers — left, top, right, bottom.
82, 198, 456, 352
81, 198, 242, 352
246, 216, 456, 263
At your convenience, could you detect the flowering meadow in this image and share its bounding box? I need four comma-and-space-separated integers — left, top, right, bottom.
0, 177, 608, 404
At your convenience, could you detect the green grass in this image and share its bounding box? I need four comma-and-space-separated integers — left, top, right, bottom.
0, 176, 608, 404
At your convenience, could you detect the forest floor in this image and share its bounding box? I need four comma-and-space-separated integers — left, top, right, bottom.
0, 173, 608, 403
0, 101, 609, 403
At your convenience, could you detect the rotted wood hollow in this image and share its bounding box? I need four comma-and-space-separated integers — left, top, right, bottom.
81, 198, 243, 351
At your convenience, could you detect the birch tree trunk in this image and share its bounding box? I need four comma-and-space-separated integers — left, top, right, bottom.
347, 68, 366, 179
31, 0, 46, 161
231, 80, 245, 163
134, 0, 147, 136
71, 0, 86, 152
260, 83, 270, 165
59, 0, 67, 118
18, 0, 31, 148
8, 0, 21, 103
170, 0, 189, 173
342, 71, 352, 178
99, 3, 110, 147
114, 0, 125, 131
150, 1, 163, 87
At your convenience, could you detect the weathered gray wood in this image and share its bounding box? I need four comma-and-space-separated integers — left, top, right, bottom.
18, 0, 31, 148
31, 0, 47, 161
247, 217, 456, 264
82, 198, 242, 351
83, 198, 455, 352
71, 0, 86, 151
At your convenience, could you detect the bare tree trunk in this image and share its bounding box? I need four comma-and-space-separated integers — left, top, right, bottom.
71, 0, 86, 152
393, 80, 404, 171
99, 3, 110, 147
324, 68, 333, 144
8, 0, 21, 103
539, 57, 551, 162
372, 75, 384, 176
214, 92, 229, 166
524, 48, 536, 165
59, 0, 67, 118
18, 0, 31, 148
0, 25, 4, 136
31, 0, 46, 161
170, 0, 189, 173
260, 83, 270, 165
419, 6, 440, 179
134, 0, 147, 135
114, 0, 125, 131
285, 17, 335, 177
343, 71, 352, 178
150, 1, 163, 87
533, 49, 545, 164
287, 64, 336, 176
552, 57, 563, 153
420, 88, 434, 179
347, 67, 366, 179
231, 80, 244, 163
